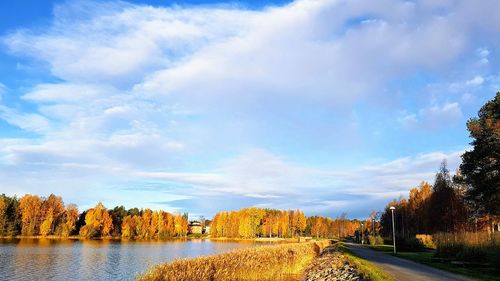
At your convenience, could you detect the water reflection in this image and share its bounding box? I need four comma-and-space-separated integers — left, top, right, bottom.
0, 239, 258, 281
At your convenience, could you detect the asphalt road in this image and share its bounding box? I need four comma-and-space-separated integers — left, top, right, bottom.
344, 243, 474, 281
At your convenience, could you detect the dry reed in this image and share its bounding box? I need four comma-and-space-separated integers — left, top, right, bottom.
138, 240, 331, 281
434, 231, 499, 247
434, 232, 500, 268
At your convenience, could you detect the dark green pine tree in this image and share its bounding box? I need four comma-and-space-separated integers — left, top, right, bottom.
429, 160, 455, 233
460, 92, 500, 218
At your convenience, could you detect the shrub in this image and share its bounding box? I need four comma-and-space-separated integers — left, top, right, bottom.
368, 235, 384, 245
435, 242, 463, 259
396, 237, 425, 252
383, 237, 393, 245
415, 234, 436, 249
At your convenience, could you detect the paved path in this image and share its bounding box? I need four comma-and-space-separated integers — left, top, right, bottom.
345, 243, 474, 281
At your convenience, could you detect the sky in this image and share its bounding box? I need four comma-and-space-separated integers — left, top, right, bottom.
0, 0, 499, 219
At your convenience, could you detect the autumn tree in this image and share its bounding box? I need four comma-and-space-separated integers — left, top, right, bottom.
0, 196, 7, 235
59, 204, 79, 237
40, 212, 53, 236
295, 210, 306, 236
19, 194, 43, 236
407, 182, 432, 234
174, 213, 188, 237
121, 215, 137, 239
140, 209, 153, 239
238, 210, 252, 238
291, 209, 306, 237
79, 202, 113, 238
150, 211, 159, 239
40, 194, 65, 236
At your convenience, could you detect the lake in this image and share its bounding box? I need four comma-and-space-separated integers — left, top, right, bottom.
0, 238, 259, 281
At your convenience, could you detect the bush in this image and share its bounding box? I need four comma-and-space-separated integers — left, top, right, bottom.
396, 237, 425, 252
368, 235, 384, 245
383, 237, 393, 245
416, 234, 436, 249
457, 245, 488, 263
435, 243, 463, 259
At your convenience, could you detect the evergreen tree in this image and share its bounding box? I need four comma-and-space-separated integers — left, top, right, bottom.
460, 92, 500, 218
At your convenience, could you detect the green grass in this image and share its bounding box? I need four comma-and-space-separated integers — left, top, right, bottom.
366, 244, 499, 281
367, 244, 394, 253
338, 243, 395, 281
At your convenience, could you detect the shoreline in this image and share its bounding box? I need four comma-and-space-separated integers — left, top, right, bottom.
0, 235, 200, 241
0, 235, 318, 243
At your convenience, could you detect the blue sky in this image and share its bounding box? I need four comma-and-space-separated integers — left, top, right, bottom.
0, 0, 499, 219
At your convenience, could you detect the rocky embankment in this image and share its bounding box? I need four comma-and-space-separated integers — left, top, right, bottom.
302, 245, 365, 281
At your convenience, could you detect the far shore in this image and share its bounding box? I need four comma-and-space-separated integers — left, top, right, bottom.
0, 235, 317, 243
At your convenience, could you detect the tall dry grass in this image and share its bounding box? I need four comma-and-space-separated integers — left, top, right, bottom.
138, 240, 331, 281
434, 232, 500, 268
435, 231, 499, 247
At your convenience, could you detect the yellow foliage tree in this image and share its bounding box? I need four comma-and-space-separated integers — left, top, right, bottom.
40, 212, 53, 236
79, 202, 113, 238
19, 194, 43, 236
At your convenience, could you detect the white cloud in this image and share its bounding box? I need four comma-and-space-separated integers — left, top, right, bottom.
23, 83, 113, 103
421, 102, 462, 123
398, 113, 418, 128
0, 105, 51, 133
399, 102, 462, 130
476, 47, 490, 65
137, 148, 464, 208
0, 0, 498, 216
466, 75, 484, 86
0, 143, 465, 215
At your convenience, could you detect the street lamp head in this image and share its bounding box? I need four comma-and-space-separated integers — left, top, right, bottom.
390, 206, 396, 210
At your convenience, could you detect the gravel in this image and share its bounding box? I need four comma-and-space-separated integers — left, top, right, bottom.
302, 246, 365, 281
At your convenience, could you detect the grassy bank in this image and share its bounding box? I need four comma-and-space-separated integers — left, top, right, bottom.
338, 243, 395, 281
138, 240, 331, 281
366, 244, 500, 281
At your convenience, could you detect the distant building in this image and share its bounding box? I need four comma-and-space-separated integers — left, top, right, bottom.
188, 221, 203, 234
204, 226, 210, 234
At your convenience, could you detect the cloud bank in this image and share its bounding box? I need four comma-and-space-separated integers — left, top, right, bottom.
0, 0, 498, 217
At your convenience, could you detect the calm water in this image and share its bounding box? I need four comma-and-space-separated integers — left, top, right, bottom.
0, 238, 258, 281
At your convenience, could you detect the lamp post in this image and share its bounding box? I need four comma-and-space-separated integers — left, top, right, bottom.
390, 206, 396, 253
373, 217, 375, 237
361, 222, 364, 245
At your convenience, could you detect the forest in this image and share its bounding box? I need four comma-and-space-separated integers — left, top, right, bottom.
0, 194, 189, 239
0, 194, 360, 240
211, 208, 359, 239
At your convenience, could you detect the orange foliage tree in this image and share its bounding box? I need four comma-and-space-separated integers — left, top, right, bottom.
19, 194, 43, 236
